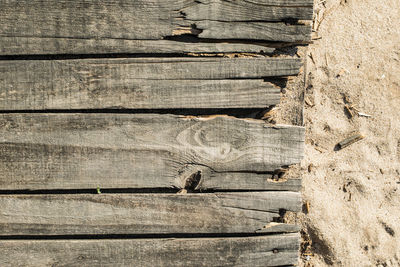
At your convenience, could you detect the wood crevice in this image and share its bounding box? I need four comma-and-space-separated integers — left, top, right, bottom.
0, 232, 296, 240
0, 0, 311, 264
0, 186, 301, 195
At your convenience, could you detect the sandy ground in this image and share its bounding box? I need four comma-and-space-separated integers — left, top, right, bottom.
277, 0, 400, 266
300, 0, 400, 266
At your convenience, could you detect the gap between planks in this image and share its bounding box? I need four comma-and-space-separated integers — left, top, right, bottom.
0, 178, 302, 195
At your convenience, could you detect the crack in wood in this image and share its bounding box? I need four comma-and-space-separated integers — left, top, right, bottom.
272, 209, 288, 223
0, 0, 313, 55
0, 1, 309, 265
184, 171, 202, 191
172, 24, 203, 36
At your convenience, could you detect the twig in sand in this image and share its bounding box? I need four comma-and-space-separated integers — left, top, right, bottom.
325, 53, 329, 67
302, 200, 310, 215
308, 52, 316, 65
305, 97, 315, 107
358, 112, 372, 118
307, 164, 314, 173
344, 105, 354, 118
337, 133, 364, 150
336, 68, 349, 78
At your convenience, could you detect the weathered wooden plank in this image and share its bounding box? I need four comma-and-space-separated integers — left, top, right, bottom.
0, 37, 275, 55
181, 0, 313, 22
0, 0, 180, 40
201, 175, 302, 192
0, 0, 313, 55
0, 193, 301, 235
0, 58, 301, 110
0, 57, 302, 80
0, 234, 300, 267
0, 78, 281, 110
195, 21, 311, 42
0, 114, 305, 190
257, 223, 300, 234
191, 163, 302, 192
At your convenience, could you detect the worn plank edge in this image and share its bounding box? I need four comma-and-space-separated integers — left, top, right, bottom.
0, 233, 300, 267
0, 192, 301, 235
0, 37, 276, 55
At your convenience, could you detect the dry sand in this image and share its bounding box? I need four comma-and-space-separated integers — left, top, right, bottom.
277, 0, 400, 266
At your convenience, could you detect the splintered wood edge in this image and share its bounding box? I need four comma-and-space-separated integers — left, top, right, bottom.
0, 0, 313, 55
0, 58, 301, 110
180, 114, 305, 128
0, 192, 302, 235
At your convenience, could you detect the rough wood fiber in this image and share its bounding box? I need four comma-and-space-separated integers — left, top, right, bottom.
0, 114, 305, 190
0, 37, 276, 55
0, 234, 300, 267
181, 0, 313, 22
201, 175, 302, 192
0, 192, 301, 235
0, 58, 301, 110
0, 78, 281, 110
0, 1, 309, 266
0, 0, 313, 55
194, 21, 311, 42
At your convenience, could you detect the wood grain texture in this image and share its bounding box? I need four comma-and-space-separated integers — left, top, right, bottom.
0, 78, 282, 110
0, 192, 301, 235
0, 0, 313, 55
0, 234, 300, 267
0, 114, 305, 190
201, 175, 302, 192
0, 58, 301, 110
181, 0, 313, 22
195, 21, 311, 42
0, 37, 276, 55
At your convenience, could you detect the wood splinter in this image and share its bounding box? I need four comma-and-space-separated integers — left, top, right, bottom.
344, 104, 354, 118
337, 133, 364, 150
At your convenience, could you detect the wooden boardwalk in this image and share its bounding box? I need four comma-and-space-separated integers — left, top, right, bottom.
0, 1, 312, 266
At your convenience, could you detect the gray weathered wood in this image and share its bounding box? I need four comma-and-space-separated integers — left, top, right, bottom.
0, 192, 301, 235
257, 223, 300, 234
0, 78, 281, 110
0, 114, 305, 190
181, 0, 313, 22
201, 175, 302, 192
0, 37, 276, 55
0, 58, 301, 110
192, 21, 311, 42
0, 0, 313, 55
0, 234, 300, 267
